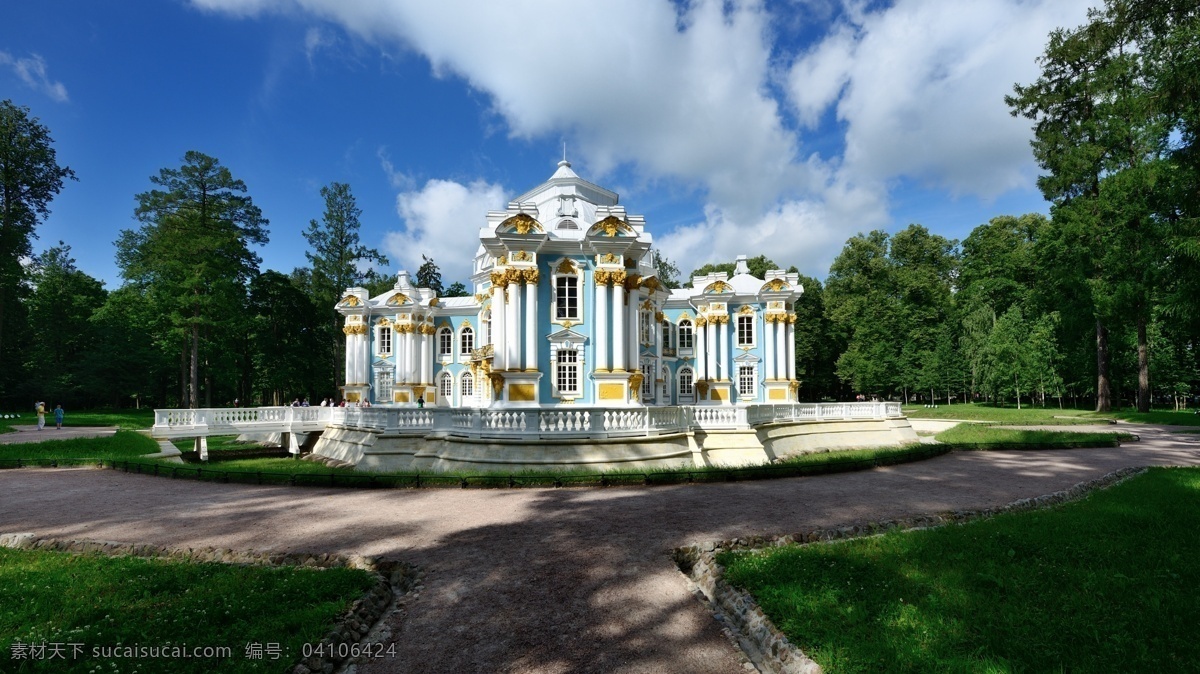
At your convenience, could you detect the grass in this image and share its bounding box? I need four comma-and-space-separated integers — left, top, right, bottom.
934, 424, 1132, 448
0, 408, 155, 435
719, 467, 1200, 673
0, 431, 160, 464
905, 402, 1200, 427
0, 547, 374, 674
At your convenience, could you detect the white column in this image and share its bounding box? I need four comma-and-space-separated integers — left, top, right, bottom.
786, 318, 796, 381
764, 316, 775, 381
595, 276, 609, 372
395, 329, 405, 383
506, 283, 519, 370
344, 329, 354, 386
695, 320, 706, 381
718, 318, 729, 382
655, 315, 663, 401
612, 279, 626, 371
776, 319, 787, 383
420, 329, 430, 384
493, 282, 507, 371
628, 288, 640, 371
355, 333, 368, 385
700, 319, 710, 381
525, 275, 537, 371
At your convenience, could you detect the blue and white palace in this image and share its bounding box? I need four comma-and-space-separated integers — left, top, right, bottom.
153, 163, 916, 472
339, 159, 803, 410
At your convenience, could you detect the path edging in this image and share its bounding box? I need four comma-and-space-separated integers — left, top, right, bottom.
0, 533, 418, 674
673, 465, 1149, 674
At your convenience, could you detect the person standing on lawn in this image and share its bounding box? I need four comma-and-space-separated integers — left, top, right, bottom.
54, 404, 64, 429
35, 401, 45, 430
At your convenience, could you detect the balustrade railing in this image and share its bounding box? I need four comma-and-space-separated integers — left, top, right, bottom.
153, 401, 906, 441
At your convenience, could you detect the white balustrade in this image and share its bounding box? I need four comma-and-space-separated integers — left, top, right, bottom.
152, 400, 908, 442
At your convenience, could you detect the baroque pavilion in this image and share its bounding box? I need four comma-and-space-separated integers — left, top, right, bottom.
337, 160, 803, 410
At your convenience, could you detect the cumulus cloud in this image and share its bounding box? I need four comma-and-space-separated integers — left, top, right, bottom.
0, 51, 69, 103
384, 178, 508, 282
787, 0, 1094, 198
191, 0, 1095, 277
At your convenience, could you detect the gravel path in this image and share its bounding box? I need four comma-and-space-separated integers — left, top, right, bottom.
2, 423, 1198, 673
0, 425, 116, 445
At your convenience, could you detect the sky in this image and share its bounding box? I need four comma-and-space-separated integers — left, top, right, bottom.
1, 0, 1098, 290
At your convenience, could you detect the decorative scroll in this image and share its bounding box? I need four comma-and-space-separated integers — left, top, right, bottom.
762, 278, 789, 292
385, 293, 409, 307
339, 294, 363, 307
704, 281, 732, 294
499, 213, 543, 234
593, 215, 628, 237
628, 372, 645, 402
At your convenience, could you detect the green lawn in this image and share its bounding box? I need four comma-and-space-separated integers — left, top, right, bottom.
0, 547, 374, 673
0, 431, 159, 463
904, 402, 1200, 427
934, 424, 1131, 448
720, 467, 1200, 673
0, 408, 154, 435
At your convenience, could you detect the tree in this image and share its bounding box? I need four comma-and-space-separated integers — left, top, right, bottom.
23, 242, 106, 405
0, 100, 75, 402
119, 151, 268, 408
651, 250, 681, 289
302, 182, 387, 392
249, 270, 327, 405
416, 255, 445, 296
791, 274, 841, 400
689, 254, 779, 281
444, 281, 469, 297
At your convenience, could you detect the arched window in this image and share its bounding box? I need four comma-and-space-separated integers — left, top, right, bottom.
554, 264, 580, 321
557, 219, 579, 230
439, 371, 453, 403
679, 367, 694, 398
738, 364, 756, 397
460, 326, 474, 356
678, 320, 694, 350
556, 349, 580, 395
377, 326, 393, 356
461, 371, 474, 399
437, 327, 453, 357
737, 314, 755, 346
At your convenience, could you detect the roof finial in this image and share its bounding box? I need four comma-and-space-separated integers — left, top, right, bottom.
558, 142, 570, 168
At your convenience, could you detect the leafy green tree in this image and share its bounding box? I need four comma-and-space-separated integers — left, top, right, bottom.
444, 281, 469, 297
416, 255, 445, 296
651, 250, 681, 289
689, 254, 779, 281
86, 285, 170, 408
23, 243, 106, 405
0, 100, 75, 403
119, 151, 268, 408
249, 271, 327, 405
302, 182, 387, 392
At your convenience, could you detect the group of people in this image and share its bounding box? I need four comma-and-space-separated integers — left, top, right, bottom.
33, 401, 64, 430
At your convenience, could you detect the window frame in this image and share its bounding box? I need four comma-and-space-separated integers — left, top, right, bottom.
678, 319, 694, 350
736, 314, 755, 347
459, 325, 475, 357
554, 273, 580, 321
460, 371, 474, 399
678, 367, 695, 398
556, 348, 580, 396
737, 364, 756, 397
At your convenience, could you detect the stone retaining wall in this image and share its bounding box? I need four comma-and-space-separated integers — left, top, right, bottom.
673, 466, 1149, 674
0, 533, 419, 674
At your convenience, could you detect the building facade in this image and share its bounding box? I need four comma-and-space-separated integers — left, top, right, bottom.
338, 161, 803, 409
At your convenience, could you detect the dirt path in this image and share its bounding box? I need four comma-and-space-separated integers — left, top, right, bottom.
2, 423, 1197, 673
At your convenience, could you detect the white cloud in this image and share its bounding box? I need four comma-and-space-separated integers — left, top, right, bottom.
192, 0, 1095, 277
787, 0, 1094, 198
384, 178, 508, 282
304, 26, 333, 65
0, 52, 69, 103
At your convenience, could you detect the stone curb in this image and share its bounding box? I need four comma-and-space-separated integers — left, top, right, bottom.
0, 533, 418, 674
673, 465, 1149, 674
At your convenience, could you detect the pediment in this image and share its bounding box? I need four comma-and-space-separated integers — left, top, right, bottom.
733, 353, 761, 363
547, 328, 587, 345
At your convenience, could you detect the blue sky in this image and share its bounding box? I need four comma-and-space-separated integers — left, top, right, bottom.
1, 0, 1097, 289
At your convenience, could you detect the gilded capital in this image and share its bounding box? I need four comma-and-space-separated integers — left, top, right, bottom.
611, 270, 627, 285
594, 270, 611, 286
490, 271, 508, 288
522, 268, 540, 285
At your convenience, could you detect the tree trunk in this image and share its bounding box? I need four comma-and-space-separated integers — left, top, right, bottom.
180, 346, 189, 408
1015, 375, 1021, 410
190, 323, 200, 410
1096, 319, 1112, 412
1137, 313, 1150, 413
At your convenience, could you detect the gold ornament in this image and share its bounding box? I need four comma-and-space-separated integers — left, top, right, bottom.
594, 215, 626, 237
555, 258, 577, 275
500, 213, 542, 234
385, 293, 409, 306
522, 268, 540, 284
763, 278, 788, 292
628, 371, 644, 401
695, 316, 708, 327
340, 294, 362, 307
490, 271, 508, 288
513, 250, 532, 261
738, 305, 754, 315
705, 280, 732, 294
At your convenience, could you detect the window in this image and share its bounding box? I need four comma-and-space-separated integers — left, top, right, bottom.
376, 370, 393, 402
679, 368, 694, 397
678, 320, 693, 349
438, 328, 453, 357
555, 274, 579, 320
483, 311, 492, 346
461, 372, 474, 399
460, 326, 474, 356
738, 364, 755, 397
439, 372, 453, 402
556, 349, 579, 395
639, 311, 651, 345
641, 358, 654, 399
378, 327, 393, 355
737, 315, 755, 346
